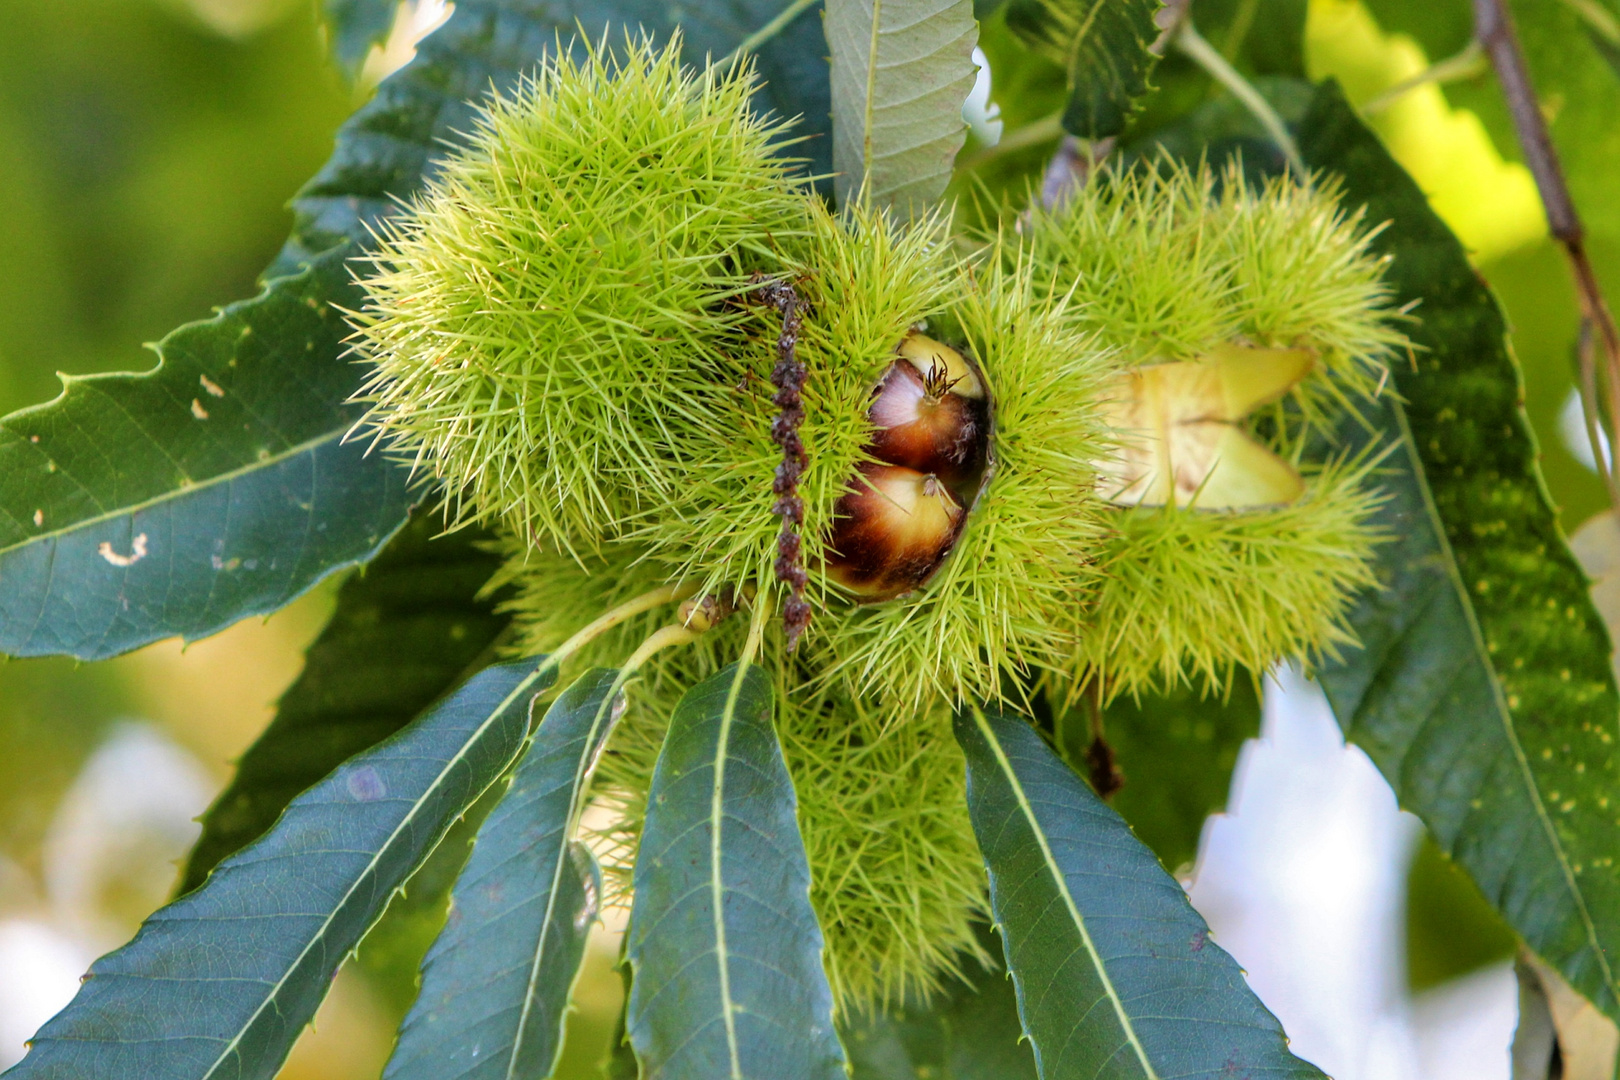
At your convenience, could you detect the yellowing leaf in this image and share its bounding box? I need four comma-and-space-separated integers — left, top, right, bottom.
1098, 344, 1314, 509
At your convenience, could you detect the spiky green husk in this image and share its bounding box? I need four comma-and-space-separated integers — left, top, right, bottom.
499, 550, 991, 1014
350, 36, 809, 551
355, 42, 1410, 1018
633, 199, 968, 595
805, 252, 1116, 709
1073, 459, 1387, 700
1021, 161, 1405, 695
1024, 161, 1407, 433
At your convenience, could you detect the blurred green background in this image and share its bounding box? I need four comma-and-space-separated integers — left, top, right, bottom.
0, 0, 1613, 1074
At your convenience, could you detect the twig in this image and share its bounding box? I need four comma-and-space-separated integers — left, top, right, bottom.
1474, 0, 1620, 499
721, 0, 821, 65
1173, 20, 1306, 181
758, 280, 812, 651
1362, 39, 1487, 115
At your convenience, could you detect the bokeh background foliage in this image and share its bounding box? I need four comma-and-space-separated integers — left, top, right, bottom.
0, 0, 1618, 1075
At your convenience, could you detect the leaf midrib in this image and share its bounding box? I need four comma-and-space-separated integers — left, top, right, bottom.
201, 662, 548, 1080
0, 427, 356, 558
711, 664, 752, 1080
973, 707, 1158, 1079
506, 679, 617, 1080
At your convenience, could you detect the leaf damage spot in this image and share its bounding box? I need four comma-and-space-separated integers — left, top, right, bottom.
99, 533, 149, 567
346, 766, 387, 802
32, 509, 42, 527
191, 399, 210, 420
199, 374, 225, 397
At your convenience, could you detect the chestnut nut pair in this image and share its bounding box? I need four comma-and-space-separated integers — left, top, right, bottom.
825, 332, 992, 601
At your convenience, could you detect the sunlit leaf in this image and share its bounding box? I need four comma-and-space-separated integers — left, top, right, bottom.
956, 701, 1326, 1079
2, 658, 554, 1080
1302, 81, 1620, 1024
626, 663, 845, 1080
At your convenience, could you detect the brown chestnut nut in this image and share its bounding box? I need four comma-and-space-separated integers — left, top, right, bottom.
867, 334, 990, 485
825, 463, 967, 600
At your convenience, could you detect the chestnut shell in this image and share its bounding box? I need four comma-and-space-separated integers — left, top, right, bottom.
824, 333, 994, 601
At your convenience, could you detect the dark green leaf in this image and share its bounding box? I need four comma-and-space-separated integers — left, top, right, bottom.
2, 657, 554, 1080
354, 781, 508, 1015
1122, 74, 1312, 184
1301, 81, 1620, 1022
841, 926, 1037, 1080
0, 0, 834, 662
0, 249, 415, 661
626, 663, 845, 1080
956, 702, 1325, 1080
385, 668, 623, 1080
323, 0, 405, 79
179, 511, 509, 894
825, 0, 979, 213
1055, 679, 1261, 873
1001, 0, 1163, 139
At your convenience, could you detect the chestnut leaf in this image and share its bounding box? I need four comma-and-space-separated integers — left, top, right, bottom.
627, 663, 846, 1080
384, 668, 624, 1080
2, 657, 555, 1080
957, 702, 1326, 1080
1302, 80, 1620, 1026
826, 0, 980, 213
180, 511, 510, 893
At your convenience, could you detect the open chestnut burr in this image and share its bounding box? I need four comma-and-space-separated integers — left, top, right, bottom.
826, 332, 993, 601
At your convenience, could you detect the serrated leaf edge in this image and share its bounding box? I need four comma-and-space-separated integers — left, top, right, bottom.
966, 704, 1158, 1079
197, 660, 552, 1079
506, 676, 621, 1078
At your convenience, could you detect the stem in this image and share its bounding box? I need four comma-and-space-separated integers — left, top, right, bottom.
564, 622, 700, 835
1174, 20, 1306, 181
1361, 40, 1487, 115
739, 590, 774, 671
1474, 0, 1620, 501
549, 583, 695, 672
721, 0, 822, 65
957, 110, 1065, 171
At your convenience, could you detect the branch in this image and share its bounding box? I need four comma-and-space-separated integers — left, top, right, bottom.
1474, 0, 1620, 496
